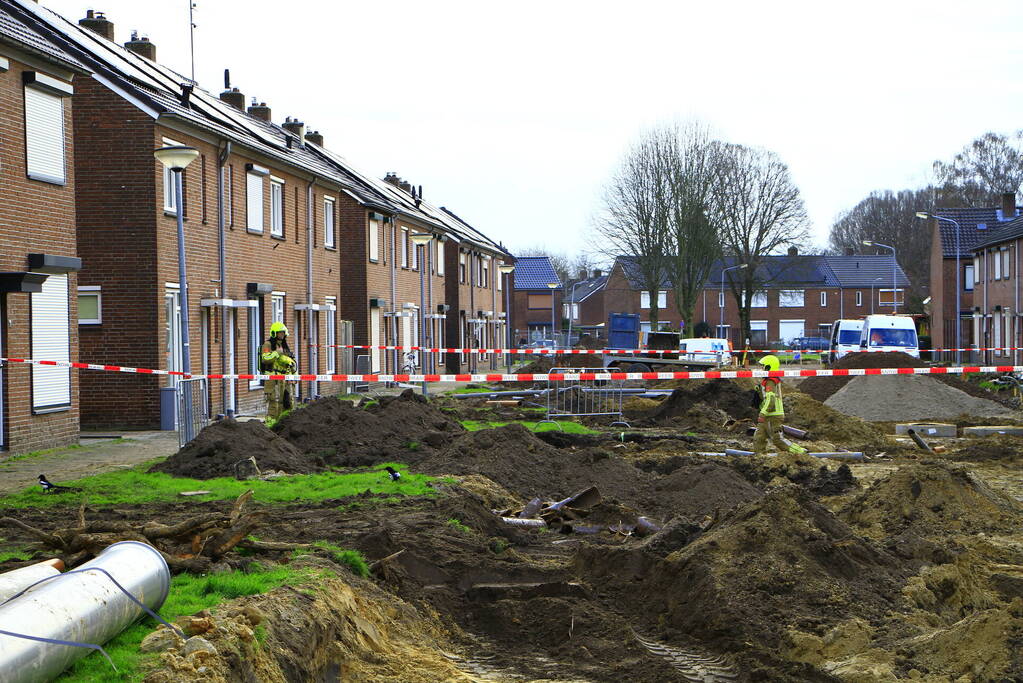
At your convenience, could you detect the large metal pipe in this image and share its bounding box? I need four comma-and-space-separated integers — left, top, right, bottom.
906, 428, 934, 454
0, 541, 170, 683
0, 561, 62, 604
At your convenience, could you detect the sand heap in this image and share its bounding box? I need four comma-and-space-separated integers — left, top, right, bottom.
150, 418, 316, 479
825, 373, 1013, 422
273, 390, 463, 465
782, 392, 891, 452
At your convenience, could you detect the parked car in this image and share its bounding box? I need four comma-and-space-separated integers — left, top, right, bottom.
789, 336, 830, 352
828, 319, 864, 364
858, 315, 920, 359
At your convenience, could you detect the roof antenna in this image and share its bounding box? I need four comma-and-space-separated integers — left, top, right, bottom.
224, 68, 230, 90
188, 0, 197, 83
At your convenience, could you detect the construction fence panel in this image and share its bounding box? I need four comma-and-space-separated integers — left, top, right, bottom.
339, 320, 354, 394
177, 377, 210, 447
542, 367, 630, 428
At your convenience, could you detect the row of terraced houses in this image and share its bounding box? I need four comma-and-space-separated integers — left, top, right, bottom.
0, 0, 514, 453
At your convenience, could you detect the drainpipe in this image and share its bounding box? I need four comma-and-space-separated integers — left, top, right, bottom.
390, 215, 398, 374
217, 141, 232, 416
492, 254, 498, 370
306, 178, 316, 398
984, 250, 989, 364
1015, 241, 1019, 365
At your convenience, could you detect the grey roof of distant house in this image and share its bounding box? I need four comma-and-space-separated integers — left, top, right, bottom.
932, 206, 1021, 257
514, 257, 562, 290
0, 5, 83, 69
821, 255, 910, 288
564, 275, 607, 302
971, 214, 1023, 251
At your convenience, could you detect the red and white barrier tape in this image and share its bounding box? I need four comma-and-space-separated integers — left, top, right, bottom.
2, 356, 1020, 383
315, 344, 1023, 355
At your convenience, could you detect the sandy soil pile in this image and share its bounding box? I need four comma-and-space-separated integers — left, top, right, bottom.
644, 379, 757, 425
825, 374, 1014, 422
731, 451, 859, 497
950, 434, 1023, 463
273, 390, 463, 465
783, 392, 891, 452
149, 419, 317, 479
800, 351, 924, 401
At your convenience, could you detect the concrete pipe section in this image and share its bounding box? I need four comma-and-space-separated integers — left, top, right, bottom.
0, 541, 171, 683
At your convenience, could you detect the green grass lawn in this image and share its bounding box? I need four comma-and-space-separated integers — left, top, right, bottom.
774, 352, 822, 363
57, 565, 333, 682
460, 419, 599, 434
447, 386, 500, 395
0, 463, 439, 510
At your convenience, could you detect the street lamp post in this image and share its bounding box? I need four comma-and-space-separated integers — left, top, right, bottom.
566, 280, 579, 349
870, 277, 883, 315
154, 145, 199, 439
918, 212, 962, 364
547, 282, 559, 347
863, 240, 898, 313
499, 264, 515, 370
411, 232, 433, 397
720, 263, 747, 341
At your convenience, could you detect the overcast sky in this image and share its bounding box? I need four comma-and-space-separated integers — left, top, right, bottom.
45, 0, 1023, 261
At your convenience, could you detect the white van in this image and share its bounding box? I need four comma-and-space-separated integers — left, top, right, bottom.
858, 315, 919, 359
828, 319, 864, 364
680, 338, 733, 366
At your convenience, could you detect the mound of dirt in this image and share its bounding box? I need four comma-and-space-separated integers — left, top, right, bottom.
800, 352, 922, 401
653, 461, 764, 520
950, 434, 1023, 463
577, 488, 906, 680
732, 451, 859, 497
642, 380, 757, 431
150, 418, 318, 479
825, 374, 1013, 422
272, 390, 463, 465
840, 461, 1023, 538
782, 392, 889, 452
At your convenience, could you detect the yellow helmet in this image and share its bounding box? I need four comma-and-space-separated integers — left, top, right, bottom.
759, 354, 780, 372
269, 321, 289, 336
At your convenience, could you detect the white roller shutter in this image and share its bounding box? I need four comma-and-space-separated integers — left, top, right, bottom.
31, 273, 71, 411
246, 172, 263, 232
24, 86, 66, 184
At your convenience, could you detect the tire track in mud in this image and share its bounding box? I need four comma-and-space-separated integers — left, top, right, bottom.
633, 632, 738, 682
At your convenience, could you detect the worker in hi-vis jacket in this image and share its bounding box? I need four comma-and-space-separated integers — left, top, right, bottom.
261, 321, 296, 421
753, 355, 807, 455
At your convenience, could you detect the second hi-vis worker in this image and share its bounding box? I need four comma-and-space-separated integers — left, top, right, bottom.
753, 355, 807, 456
261, 322, 296, 421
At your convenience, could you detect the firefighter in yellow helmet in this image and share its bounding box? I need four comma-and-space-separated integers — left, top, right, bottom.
261, 321, 296, 421
753, 354, 807, 455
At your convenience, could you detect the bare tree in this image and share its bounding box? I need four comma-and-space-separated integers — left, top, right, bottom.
828, 187, 935, 310
595, 131, 672, 326
661, 123, 721, 337
712, 143, 810, 346
933, 131, 1023, 206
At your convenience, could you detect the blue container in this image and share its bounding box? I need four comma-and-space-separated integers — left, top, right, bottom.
607, 313, 640, 349
159, 386, 177, 431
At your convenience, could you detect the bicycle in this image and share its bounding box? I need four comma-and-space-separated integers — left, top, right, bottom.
991, 372, 1023, 409
401, 351, 419, 374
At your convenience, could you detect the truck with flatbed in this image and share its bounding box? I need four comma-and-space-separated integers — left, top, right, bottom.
599, 313, 732, 372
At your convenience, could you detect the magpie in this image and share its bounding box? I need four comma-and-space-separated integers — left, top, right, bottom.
384, 466, 401, 482
38, 474, 80, 494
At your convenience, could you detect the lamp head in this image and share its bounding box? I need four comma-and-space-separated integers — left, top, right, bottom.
547, 282, 559, 289
915, 212, 930, 219
154, 145, 199, 171
498, 264, 515, 275
410, 232, 433, 246
862, 240, 874, 247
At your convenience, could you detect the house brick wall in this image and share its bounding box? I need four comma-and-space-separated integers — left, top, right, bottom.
0, 53, 80, 453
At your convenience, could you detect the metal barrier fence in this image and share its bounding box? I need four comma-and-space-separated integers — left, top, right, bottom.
177, 377, 210, 447
541, 367, 630, 429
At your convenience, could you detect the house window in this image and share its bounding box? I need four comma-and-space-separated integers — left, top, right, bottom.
459, 252, 466, 282
325, 298, 336, 374
323, 197, 335, 248
855, 290, 863, 306
878, 289, 904, 306
994, 250, 1002, 279
246, 171, 264, 232
528, 294, 553, 309
77, 286, 101, 325
248, 304, 263, 387
744, 291, 768, 308
437, 241, 445, 276
1002, 248, 1010, 279
271, 293, 285, 324
161, 137, 184, 213
563, 303, 579, 321
974, 256, 982, 283
401, 228, 409, 268
31, 273, 71, 411
482, 257, 490, 288
779, 289, 805, 307
200, 155, 207, 224
412, 236, 419, 271
368, 218, 380, 262
820, 291, 827, 307
24, 82, 68, 184
270, 178, 284, 237
640, 291, 667, 309
964, 264, 975, 291
223, 165, 233, 227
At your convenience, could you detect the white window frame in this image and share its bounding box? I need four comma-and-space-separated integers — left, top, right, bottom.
325, 297, 337, 374
640, 290, 667, 309
223, 166, 233, 226
855, 290, 863, 307
878, 289, 904, 306
246, 172, 264, 233
995, 249, 1002, 280
964, 264, 975, 291
161, 137, 183, 213
270, 177, 284, 237
323, 197, 335, 249
368, 218, 380, 262
31, 273, 71, 412
974, 255, 982, 283
248, 305, 263, 390
25, 82, 68, 185
779, 289, 805, 307
77, 285, 102, 325
459, 252, 466, 282
744, 291, 768, 308
1002, 248, 1010, 280
437, 241, 446, 276
820, 291, 827, 307
482, 256, 490, 288
401, 228, 409, 268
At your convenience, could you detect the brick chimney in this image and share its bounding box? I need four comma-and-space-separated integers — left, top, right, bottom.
787, 246, 798, 256
124, 32, 155, 60
247, 101, 271, 122
383, 172, 401, 187
304, 130, 323, 146
1002, 191, 1017, 220
281, 117, 305, 140
399, 179, 412, 193
844, 247, 854, 256
219, 87, 244, 110
79, 10, 115, 41
593, 268, 602, 278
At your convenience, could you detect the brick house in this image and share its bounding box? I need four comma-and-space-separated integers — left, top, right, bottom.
512, 257, 562, 343
965, 208, 1023, 365
926, 193, 1020, 361
562, 271, 607, 335
0, 5, 86, 453
10, 1, 509, 430
602, 252, 909, 348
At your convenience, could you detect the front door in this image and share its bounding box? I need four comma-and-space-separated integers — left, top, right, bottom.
0, 297, 5, 449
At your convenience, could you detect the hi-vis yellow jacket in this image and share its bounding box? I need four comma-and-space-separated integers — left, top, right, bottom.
759, 378, 784, 417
